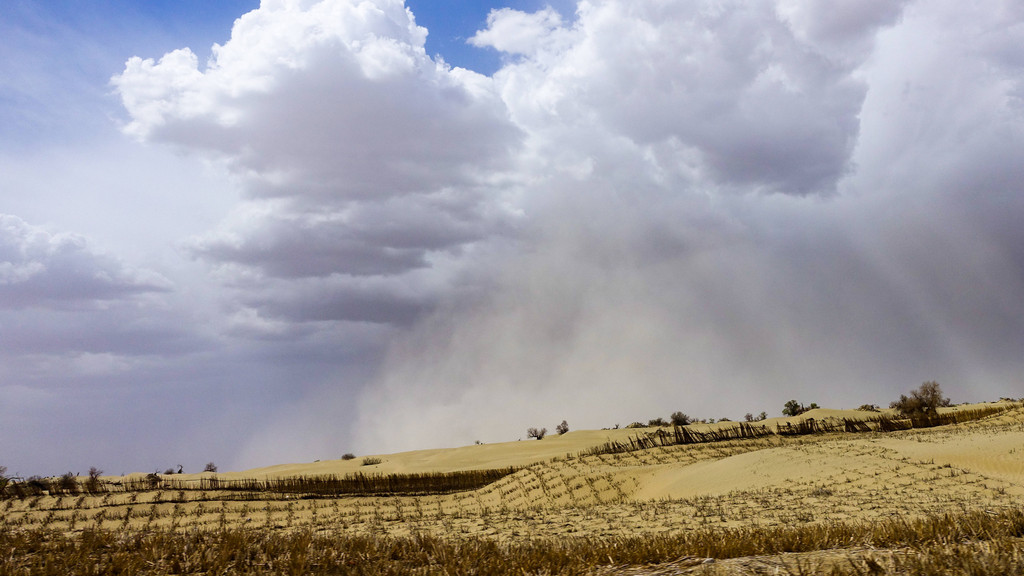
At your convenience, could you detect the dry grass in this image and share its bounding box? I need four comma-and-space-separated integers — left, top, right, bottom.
1, 400, 1022, 574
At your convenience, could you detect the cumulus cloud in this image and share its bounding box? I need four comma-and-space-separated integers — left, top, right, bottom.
0, 214, 171, 309
353, 0, 1024, 454
113, 0, 523, 328
106, 0, 1024, 464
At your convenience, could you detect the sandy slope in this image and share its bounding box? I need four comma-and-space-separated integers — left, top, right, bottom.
3, 401, 1022, 542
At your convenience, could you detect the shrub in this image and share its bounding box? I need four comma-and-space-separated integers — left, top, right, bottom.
648, 417, 667, 427
625, 422, 646, 429
670, 412, 691, 426
203, 462, 218, 473
857, 404, 880, 412
57, 472, 78, 495
890, 381, 952, 417
341, 453, 356, 460
526, 427, 547, 440
362, 457, 382, 466
555, 420, 569, 435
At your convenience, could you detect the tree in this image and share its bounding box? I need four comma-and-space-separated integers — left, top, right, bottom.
670, 411, 691, 426
891, 381, 952, 417
782, 400, 804, 417
555, 420, 569, 435
648, 417, 667, 427
86, 467, 103, 493
783, 400, 818, 417
527, 427, 547, 440
203, 462, 218, 473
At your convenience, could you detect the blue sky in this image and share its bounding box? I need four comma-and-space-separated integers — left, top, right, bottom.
2, 0, 1024, 477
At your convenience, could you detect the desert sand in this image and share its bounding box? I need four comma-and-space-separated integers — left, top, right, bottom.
2, 400, 1022, 573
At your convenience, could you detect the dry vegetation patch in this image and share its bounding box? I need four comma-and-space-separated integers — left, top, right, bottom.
1, 400, 1022, 574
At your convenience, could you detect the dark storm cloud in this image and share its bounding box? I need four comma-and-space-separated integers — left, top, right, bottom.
354, 0, 1024, 454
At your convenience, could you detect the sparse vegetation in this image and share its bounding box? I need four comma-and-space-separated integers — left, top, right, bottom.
2, 398, 1021, 575
2, 507, 1024, 575
361, 457, 382, 466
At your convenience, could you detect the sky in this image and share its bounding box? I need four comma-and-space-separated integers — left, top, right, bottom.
1, 0, 1023, 477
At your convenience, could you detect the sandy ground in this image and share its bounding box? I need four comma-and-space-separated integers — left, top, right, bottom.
2, 402, 1022, 548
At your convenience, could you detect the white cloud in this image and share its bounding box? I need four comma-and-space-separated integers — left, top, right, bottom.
0, 214, 171, 309
352, 0, 1024, 455
95, 0, 1024, 466
113, 0, 524, 329
469, 7, 566, 56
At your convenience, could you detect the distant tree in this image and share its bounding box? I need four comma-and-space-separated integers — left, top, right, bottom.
858, 404, 880, 412
670, 412, 691, 426
0, 466, 8, 493
203, 462, 218, 473
744, 413, 755, 422
341, 453, 356, 460
758, 411, 768, 421
891, 381, 952, 417
86, 467, 103, 493
783, 400, 817, 416
648, 417, 667, 427
555, 420, 569, 435
527, 427, 547, 440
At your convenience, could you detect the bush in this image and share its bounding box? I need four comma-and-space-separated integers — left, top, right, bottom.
857, 404, 880, 412
555, 420, 569, 435
362, 457, 382, 466
648, 417, 667, 427
890, 381, 952, 417
57, 472, 78, 495
527, 427, 547, 440
203, 462, 218, 473
670, 412, 691, 426
341, 453, 356, 460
